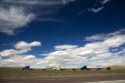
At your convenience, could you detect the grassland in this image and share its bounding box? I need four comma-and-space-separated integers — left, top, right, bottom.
0, 65, 125, 77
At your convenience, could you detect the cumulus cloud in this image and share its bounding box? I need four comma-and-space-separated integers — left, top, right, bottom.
85, 29, 125, 41
14, 41, 41, 52
0, 6, 35, 35
0, 49, 19, 57
30, 41, 42, 46
1, 29, 125, 68
0, 41, 41, 57
0, 55, 37, 67
0, 41, 41, 67
23, 55, 36, 61
37, 29, 125, 68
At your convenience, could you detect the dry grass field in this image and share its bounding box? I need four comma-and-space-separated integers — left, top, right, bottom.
0, 65, 125, 83
0, 65, 125, 77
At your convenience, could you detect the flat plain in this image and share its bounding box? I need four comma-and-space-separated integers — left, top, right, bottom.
0, 66, 125, 83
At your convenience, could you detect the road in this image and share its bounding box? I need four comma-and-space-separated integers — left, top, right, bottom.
0, 73, 125, 83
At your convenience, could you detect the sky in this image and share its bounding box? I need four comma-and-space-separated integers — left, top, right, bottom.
0, 0, 125, 68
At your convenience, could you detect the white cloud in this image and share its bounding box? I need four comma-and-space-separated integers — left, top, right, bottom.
0, 49, 19, 57
101, 0, 111, 5
85, 34, 109, 41
55, 45, 78, 50
30, 41, 42, 46
85, 29, 125, 41
14, 41, 41, 52
0, 55, 37, 67
62, 0, 75, 5
1, 29, 125, 68
88, 0, 111, 13
0, 41, 42, 57
23, 55, 36, 61
14, 41, 32, 51
0, 41, 41, 67
1, 0, 75, 5
37, 29, 125, 68
0, 0, 74, 35
2, 0, 60, 5
0, 6, 35, 35
103, 35, 125, 48
88, 7, 104, 13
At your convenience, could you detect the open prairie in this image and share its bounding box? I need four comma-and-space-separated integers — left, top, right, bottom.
0, 66, 125, 77
0, 67, 125, 83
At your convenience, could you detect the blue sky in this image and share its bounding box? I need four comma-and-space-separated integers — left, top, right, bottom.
0, 0, 125, 68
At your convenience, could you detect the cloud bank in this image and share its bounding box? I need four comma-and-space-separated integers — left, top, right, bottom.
37, 31, 125, 68
0, 41, 41, 67
0, 29, 125, 68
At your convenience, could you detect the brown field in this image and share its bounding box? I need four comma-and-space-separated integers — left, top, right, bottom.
0, 66, 125, 83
